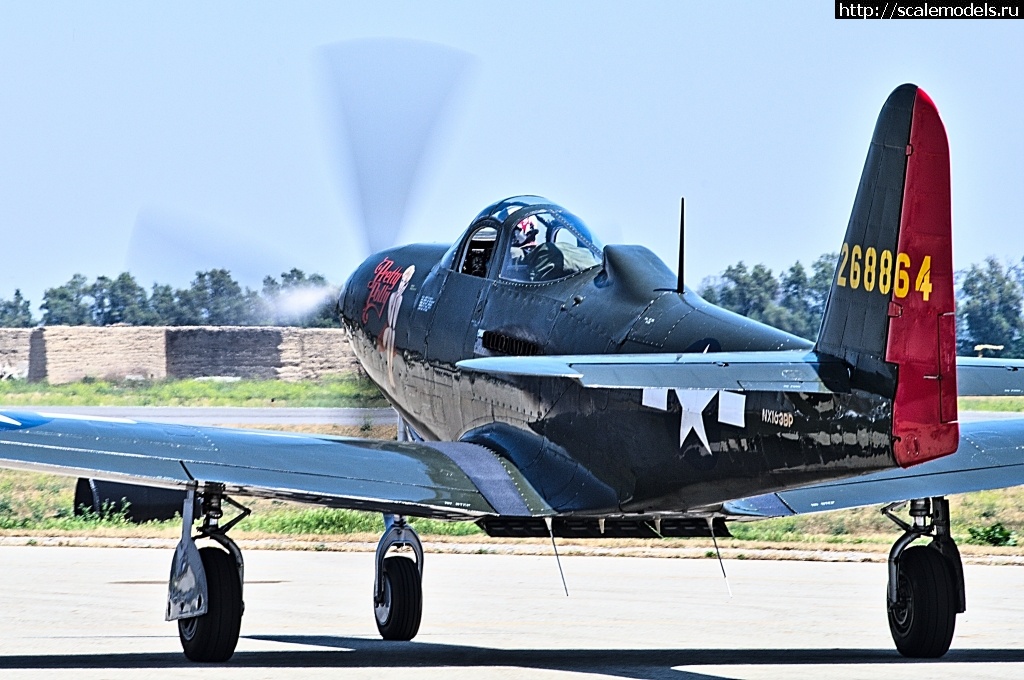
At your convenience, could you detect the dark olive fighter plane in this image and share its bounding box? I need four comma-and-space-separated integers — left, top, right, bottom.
3, 83, 1024, 663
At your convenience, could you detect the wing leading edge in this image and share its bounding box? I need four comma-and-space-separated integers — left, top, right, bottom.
0, 410, 551, 520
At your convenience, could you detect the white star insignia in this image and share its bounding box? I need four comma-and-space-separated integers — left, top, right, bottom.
642, 388, 746, 453
676, 389, 716, 451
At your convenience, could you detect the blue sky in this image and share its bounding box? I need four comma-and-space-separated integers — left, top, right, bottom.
1, 2, 1021, 309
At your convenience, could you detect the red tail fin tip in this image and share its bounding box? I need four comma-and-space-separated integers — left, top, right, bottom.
884, 87, 959, 467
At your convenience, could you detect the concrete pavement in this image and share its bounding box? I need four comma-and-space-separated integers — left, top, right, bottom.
0, 546, 1023, 678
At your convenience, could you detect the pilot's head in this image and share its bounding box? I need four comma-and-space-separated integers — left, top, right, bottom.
513, 215, 539, 247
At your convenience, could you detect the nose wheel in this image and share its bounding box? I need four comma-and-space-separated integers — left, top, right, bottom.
373, 515, 424, 640
883, 497, 964, 658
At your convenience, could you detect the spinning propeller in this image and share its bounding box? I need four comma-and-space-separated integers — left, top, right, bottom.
123, 38, 474, 319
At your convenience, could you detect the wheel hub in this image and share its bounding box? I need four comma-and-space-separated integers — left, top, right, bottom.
889, 576, 913, 632
374, 576, 393, 625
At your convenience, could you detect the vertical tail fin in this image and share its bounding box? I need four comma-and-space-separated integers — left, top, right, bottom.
815, 84, 957, 468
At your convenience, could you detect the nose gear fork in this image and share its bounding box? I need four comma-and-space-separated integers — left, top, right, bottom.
374, 514, 424, 604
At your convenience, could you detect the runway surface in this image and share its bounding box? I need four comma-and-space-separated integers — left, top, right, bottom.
1, 546, 1023, 679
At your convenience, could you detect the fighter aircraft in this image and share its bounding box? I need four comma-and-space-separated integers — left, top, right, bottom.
2, 83, 1024, 663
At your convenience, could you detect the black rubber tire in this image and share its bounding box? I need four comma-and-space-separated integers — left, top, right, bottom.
178, 547, 243, 662
374, 555, 422, 641
887, 545, 957, 658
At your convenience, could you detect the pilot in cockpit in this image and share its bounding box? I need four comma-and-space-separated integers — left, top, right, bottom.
496, 203, 603, 283
511, 215, 540, 255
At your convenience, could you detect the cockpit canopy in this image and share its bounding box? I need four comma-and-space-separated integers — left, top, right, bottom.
444, 196, 604, 283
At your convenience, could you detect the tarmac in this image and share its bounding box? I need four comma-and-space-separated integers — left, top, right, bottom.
1, 546, 1023, 679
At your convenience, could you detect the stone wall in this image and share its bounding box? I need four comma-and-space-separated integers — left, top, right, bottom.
166, 327, 284, 380
30, 326, 168, 384
0, 328, 34, 380
0, 326, 357, 384
277, 328, 362, 381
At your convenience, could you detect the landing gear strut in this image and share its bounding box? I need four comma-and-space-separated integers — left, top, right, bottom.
883, 496, 964, 658
167, 483, 250, 662
373, 514, 424, 640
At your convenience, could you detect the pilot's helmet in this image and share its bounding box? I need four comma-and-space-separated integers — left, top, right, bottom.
513, 215, 540, 247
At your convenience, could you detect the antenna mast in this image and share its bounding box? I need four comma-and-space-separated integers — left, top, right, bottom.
677, 197, 685, 293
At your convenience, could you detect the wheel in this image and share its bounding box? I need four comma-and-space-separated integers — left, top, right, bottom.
178, 547, 243, 662
374, 555, 422, 641
887, 545, 956, 658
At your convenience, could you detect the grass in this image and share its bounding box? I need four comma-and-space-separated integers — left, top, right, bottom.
0, 375, 386, 408
960, 396, 1024, 412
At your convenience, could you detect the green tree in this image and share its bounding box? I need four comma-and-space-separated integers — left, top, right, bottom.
262, 268, 339, 327
149, 283, 188, 325
41, 274, 91, 325
957, 257, 1024, 357
699, 253, 839, 341
178, 269, 267, 326
0, 289, 34, 327
715, 262, 778, 319
808, 253, 837, 320
108, 273, 156, 325
772, 262, 817, 340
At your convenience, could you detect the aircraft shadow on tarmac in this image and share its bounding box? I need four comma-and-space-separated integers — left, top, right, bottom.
1, 637, 1024, 679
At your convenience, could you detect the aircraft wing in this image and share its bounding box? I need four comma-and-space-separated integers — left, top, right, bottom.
0, 410, 552, 520
724, 417, 1024, 518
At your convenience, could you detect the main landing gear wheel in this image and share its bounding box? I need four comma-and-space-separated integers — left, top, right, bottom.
168, 484, 250, 663
373, 514, 425, 641
887, 546, 956, 658
374, 555, 423, 640
883, 497, 964, 659
179, 546, 244, 662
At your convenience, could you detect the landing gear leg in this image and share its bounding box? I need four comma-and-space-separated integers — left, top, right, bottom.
167, 483, 251, 662
373, 514, 423, 641
883, 496, 964, 658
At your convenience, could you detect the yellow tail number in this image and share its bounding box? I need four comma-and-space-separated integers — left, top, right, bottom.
915, 255, 932, 301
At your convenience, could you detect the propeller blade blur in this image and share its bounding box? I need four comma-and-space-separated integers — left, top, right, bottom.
124, 207, 285, 290
320, 38, 473, 254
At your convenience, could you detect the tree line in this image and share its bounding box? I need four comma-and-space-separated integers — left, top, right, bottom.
698, 254, 1024, 357
0, 269, 340, 328
4, 256, 1024, 357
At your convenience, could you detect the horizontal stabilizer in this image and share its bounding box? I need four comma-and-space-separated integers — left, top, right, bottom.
724, 418, 1024, 518
461, 354, 1024, 399
458, 350, 851, 393
956, 356, 1024, 396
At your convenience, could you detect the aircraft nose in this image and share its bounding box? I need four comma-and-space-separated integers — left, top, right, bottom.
335, 281, 347, 320
339, 264, 367, 329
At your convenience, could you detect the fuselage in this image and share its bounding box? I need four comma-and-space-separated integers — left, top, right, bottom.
340, 197, 895, 515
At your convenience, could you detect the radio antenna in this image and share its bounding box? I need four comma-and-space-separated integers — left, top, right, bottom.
677, 197, 686, 293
